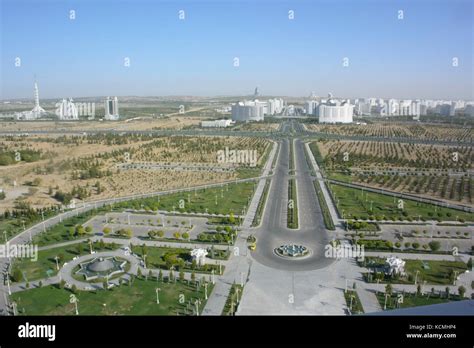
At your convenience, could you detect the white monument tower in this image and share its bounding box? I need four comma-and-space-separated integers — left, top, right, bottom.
15, 79, 47, 120
31, 81, 46, 118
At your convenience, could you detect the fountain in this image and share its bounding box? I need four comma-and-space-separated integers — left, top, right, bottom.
76, 256, 127, 281
274, 244, 310, 258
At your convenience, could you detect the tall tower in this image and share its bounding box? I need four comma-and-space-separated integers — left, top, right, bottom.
254, 86, 259, 97
31, 80, 46, 117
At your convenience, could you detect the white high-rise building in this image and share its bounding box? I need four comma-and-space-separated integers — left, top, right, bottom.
304, 100, 319, 116
318, 93, 353, 124
464, 104, 474, 117
231, 100, 265, 122
355, 99, 371, 116
104, 97, 119, 120
57, 98, 79, 120
267, 98, 284, 115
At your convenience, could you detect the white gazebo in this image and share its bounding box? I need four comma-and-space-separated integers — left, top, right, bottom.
385, 256, 406, 276
191, 248, 208, 266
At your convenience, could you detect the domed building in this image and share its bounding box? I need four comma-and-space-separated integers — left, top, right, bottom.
317, 93, 354, 124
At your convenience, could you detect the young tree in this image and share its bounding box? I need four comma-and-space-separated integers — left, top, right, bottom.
458, 285, 466, 299
428, 241, 441, 252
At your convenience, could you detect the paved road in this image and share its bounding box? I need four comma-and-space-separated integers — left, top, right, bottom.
250, 137, 334, 271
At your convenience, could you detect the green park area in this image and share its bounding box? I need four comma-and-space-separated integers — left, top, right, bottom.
131, 245, 224, 274
113, 181, 256, 216
222, 283, 243, 316
30, 181, 253, 248
287, 178, 298, 229
344, 289, 364, 314
10, 240, 119, 283
377, 291, 465, 311
313, 180, 335, 230
10, 277, 212, 315
362, 257, 469, 285
0, 205, 59, 241
32, 209, 106, 247
330, 184, 472, 222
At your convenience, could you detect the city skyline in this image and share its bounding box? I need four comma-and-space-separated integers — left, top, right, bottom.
1, 0, 473, 100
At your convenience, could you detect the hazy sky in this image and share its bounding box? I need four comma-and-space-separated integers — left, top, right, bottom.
1, 0, 472, 100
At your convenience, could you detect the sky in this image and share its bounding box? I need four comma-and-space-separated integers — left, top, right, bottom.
1, 0, 473, 100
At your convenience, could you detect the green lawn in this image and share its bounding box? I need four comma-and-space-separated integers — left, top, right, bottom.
31, 182, 253, 248
131, 245, 223, 274
10, 240, 120, 283
313, 180, 335, 230
113, 181, 256, 216
32, 209, 106, 247
344, 289, 364, 314
0, 208, 59, 242
222, 283, 243, 315
252, 179, 270, 227
11, 278, 213, 315
287, 178, 298, 229
404, 259, 468, 285
376, 292, 462, 310
330, 183, 473, 222
362, 257, 468, 285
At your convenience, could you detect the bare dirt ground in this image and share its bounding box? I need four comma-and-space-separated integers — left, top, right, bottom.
0, 116, 203, 132
0, 134, 270, 213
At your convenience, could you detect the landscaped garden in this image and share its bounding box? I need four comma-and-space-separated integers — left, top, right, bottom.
329, 184, 473, 222
10, 240, 120, 283
361, 257, 469, 285
10, 277, 213, 315
131, 245, 224, 274
377, 289, 466, 311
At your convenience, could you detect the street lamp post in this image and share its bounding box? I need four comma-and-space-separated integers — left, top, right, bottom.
54, 256, 60, 270
69, 295, 79, 315
235, 287, 240, 302
453, 271, 459, 286
11, 301, 17, 316
156, 288, 161, 304
194, 299, 200, 316
414, 270, 420, 285
204, 283, 208, 300
7, 275, 11, 295
211, 269, 215, 284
